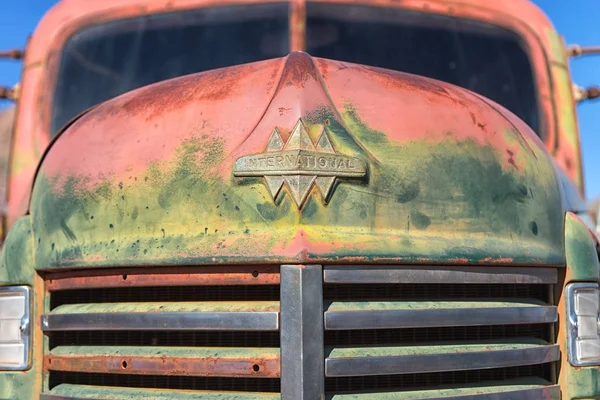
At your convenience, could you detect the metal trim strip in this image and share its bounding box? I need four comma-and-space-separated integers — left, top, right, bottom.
325, 306, 558, 330
41, 312, 280, 331
325, 345, 560, 377
325, 385, 561, 399
280, 264, 325, 399
323, 266, 558, 284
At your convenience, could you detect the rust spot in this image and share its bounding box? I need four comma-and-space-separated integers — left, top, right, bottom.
280, 52, 320, 88
278, 107, 292, 116
44, 353, 280, 378
89, 62, 261, 122
45, 266, 281, 291
506, 149, 518, 169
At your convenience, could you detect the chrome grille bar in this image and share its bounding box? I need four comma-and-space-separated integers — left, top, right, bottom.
325, 343, 560, 377
324, 265, 558, 284
41, 311, 279, 331
325, 304, 557, 330
280, 264, 325, 400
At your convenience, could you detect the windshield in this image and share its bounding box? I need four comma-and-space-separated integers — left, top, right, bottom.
52, 3, 540, 137
306, 4, 539, 134
51, 4, 289, 135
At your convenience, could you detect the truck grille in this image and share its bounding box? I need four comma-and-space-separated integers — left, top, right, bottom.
40, 265, 559, 399
41, 266, 282, 398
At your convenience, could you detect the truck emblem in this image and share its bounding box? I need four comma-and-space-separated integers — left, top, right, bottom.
233, 119, 367, 208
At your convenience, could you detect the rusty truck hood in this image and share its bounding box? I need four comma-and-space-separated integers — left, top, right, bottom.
30, 53, 565, 269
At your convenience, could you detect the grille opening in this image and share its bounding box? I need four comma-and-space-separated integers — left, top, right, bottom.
49, 330, 281, 349
50, 285, 280, 309
325, 324, 551, 346
49, 372, 281, 392
325, 363, 554, 394
324, 283, 549, 302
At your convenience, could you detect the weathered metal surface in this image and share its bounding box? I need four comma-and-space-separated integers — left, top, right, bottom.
280, 264, 324, 400
46, 266, 280, 291
557, 212, 600, 399
49, 301, 280, 314
28, 52, 564, 269
327, 382, 560, 399
568, 44, 600, 57
45, 346, 280, 377
290, 0, 306, 52
325, 341, 560, 377
324, 300, 556, 330
42, 384, 280, 400
323, 265, 558, 284
5, 0, 583, 236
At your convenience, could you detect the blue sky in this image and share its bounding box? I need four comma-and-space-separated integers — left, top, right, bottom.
1, 1, 599, 200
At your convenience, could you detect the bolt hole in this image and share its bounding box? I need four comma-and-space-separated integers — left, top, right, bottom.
252, 364, 260, 372
48, 359, 52, 364
121, 360, 128, 369
122, 274, 128, 280
252, 271, 259, 278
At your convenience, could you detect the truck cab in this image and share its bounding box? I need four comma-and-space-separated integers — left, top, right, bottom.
0, 1, 598, 399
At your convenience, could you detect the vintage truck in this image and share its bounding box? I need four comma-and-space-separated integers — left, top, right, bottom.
1, 0, 599, 399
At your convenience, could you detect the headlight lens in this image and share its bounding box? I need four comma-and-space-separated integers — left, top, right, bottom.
566, 282, 600, 366
0, 286, 31, 370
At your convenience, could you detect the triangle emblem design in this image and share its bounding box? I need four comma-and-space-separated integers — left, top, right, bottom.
233, 119, 367, 208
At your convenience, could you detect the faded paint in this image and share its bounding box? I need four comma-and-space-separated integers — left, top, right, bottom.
4, 0, 586, 232
29, 54, 564, 269
0, 0, 595, 397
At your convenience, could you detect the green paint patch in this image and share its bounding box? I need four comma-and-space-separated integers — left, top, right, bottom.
47, 384, 280, 399
50, 346, 279, 359
327, 339, 549, 358
50, 301, 280, 315
325, 299, 546, 312
30, 105, 564, 268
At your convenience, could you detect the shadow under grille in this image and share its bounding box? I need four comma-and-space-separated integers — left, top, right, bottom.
50, 285, 280, 309
50, 330, 281, 349
325, 364, 553, 393
49, 372, 281, 392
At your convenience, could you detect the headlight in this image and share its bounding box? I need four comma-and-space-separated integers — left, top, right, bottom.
0, 286, 31, 370
566, 282, 600, 366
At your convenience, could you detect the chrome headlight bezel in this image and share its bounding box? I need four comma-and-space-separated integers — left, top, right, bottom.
566, 282, 600, 367
0, 285, 31, 371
